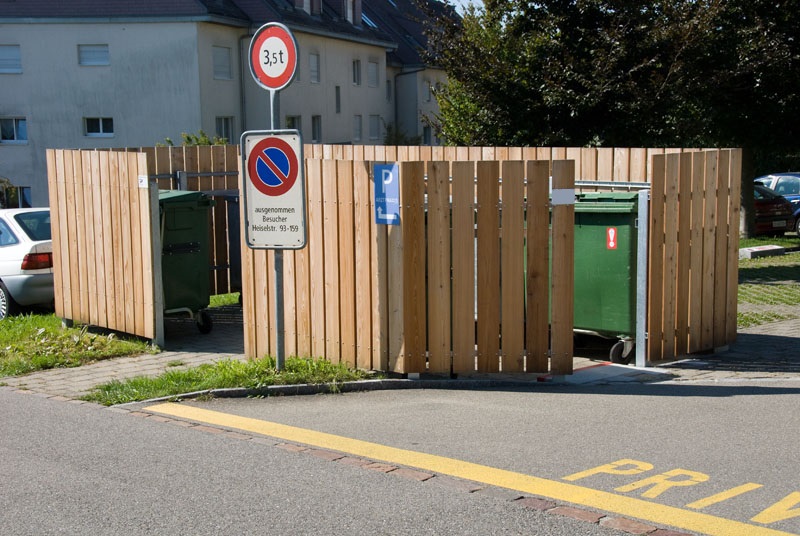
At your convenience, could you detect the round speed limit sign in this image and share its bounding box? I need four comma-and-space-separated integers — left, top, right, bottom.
249, 23, 298, 91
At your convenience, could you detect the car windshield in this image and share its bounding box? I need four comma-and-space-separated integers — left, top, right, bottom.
13, 211, 51, 241
754, 185, 780, 200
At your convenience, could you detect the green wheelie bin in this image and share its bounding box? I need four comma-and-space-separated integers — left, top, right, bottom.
573, 192, 639, 362
158, 190, 215, 333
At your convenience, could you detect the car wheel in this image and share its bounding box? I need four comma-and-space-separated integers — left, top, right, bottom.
796, 217, 800, 235
0, 281, 20, 321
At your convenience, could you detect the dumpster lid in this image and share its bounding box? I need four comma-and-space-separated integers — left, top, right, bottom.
574, 192, 638, 213
577, 192, 640, 202
158, 190, 208, 202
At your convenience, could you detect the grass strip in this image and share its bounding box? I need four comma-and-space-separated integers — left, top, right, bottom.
81, 356, 377, 406
0, 314, 155, 377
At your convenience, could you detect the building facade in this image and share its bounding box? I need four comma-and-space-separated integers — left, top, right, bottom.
0, 0, 448, 206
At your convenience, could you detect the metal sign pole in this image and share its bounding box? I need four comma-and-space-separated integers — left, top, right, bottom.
269, 88, 286, 372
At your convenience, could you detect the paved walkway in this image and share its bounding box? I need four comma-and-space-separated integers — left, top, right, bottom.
3, 307, 800, 400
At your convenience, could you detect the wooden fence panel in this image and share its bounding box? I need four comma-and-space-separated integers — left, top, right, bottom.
526, 161, 551, 372
713, 150, 731, 347
427, 161, 452, 374
675, 152, 693, 356
476, 161, 501, 373
451, 161, 476, 374
701, 151, 719, 350
399, 161, 427, 373
688, 152, 706, 353
648, 155, 666, 361
726, 150, 743, 343
46, 149, 158, 341
661, 154, 680, 359
500, 161, 525, 372
322, 160, 341, 363
550, 160, 575, 375
337, 161, 357, 367
353, 161, 373, 369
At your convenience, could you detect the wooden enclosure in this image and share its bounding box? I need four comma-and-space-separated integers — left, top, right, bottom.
46, 144, 741, 374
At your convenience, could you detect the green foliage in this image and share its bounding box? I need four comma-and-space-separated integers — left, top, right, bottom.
82, 357, 377, 406
159, 129, 227, 147
383, 122, 422, 145
0, 314, 156, 377
421, 0, 800, 171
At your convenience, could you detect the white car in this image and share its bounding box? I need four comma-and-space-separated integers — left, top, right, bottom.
0, 208, 54, 319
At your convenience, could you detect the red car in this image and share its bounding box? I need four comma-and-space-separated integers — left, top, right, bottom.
753, 183, 794, 236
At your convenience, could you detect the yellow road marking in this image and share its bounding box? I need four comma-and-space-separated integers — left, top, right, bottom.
146, 402, 794, 536
688, 483, 765, 510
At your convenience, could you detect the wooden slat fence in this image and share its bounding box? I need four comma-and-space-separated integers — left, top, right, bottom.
46, 144, 740, 371
648, 149, 741, 362
46, 149, 162, 342
138, 145, 240, 296
240, 158, 577, 375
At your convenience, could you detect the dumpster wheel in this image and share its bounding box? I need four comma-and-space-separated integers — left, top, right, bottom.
196, 309, 213, 334
610, 339, 635, 364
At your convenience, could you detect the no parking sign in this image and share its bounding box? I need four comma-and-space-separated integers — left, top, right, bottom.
241, 130, 307, 249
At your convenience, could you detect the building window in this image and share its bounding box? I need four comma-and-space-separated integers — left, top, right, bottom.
84, 117, 114, 137
386, 80, 392, 101
335, 86, 341, 114
215, 116, 233, 142
353, 115, 362, 141
0, 45, 22, 73
78, 44, 109, 66
369, 115, 381, 140
425, 81, 432, 102
0, 118, 27, 143
310, 53, 320, 84
367, 61, 379, 88
345, 0, 355, 23
311, 115, 322, 143
352, 59, 361, 86
213, 46, 232, 80
286, 115, 301, 133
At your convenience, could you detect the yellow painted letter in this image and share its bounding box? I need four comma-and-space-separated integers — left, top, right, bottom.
752, 492, 800, 524
615, 469, 709, 499
563, 459, 653, 482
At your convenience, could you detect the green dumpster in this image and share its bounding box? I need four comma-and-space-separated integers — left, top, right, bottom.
573, 192, 639, 360
158, 190, 215, 333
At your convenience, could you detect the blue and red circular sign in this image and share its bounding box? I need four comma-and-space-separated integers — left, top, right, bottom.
248, 137, 299, 197
249, 23, 298, 91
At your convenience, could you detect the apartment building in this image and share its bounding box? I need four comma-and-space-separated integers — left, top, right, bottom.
0, 0, 448, 206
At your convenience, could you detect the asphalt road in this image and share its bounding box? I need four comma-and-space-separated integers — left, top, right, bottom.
1, 388, 621, 536
3, 379, 799, 536
171, 380, 800, 536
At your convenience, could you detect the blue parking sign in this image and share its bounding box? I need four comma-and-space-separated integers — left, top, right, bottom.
373, 163, 400, 225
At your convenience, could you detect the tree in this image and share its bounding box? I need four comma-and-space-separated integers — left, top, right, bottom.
420, 0, 800, 235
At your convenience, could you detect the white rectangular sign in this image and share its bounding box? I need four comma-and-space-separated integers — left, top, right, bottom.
241, 130, 307, 249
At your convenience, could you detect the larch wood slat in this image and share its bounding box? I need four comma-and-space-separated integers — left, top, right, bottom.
322, 160, 341, 363
526, 161, 550, 372
118, 153, 136, 334
451, 162, 475, 373
353, 161, 373, 369
550, 160, 575, 374
647, 155, 666, 361
725, 150, 742, 343
500, 161, 525, 372
688, 152, 706, 353
99, 151, 117, 330
89, 151, 108, 327
661, 153, 680, 360
47, 151, 67, 318
337, 160, 357, 367
240, 157, 258, 358
701, 152, 719, 351
426, 161, 451, 374
63, 151, 79, 322
72, 151, 90, 323
675, 152, 693, 356
400, 161, 427, 373
713, 150, 731, 348
369, 161, 389, 371
307, 160, 326, 359
476, 161, 500, 373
